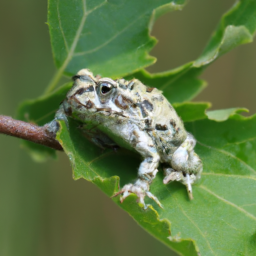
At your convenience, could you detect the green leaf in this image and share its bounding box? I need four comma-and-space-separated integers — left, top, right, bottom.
46, 0, 187, 93
56, 106, 256, 256
194, 0, 256, 67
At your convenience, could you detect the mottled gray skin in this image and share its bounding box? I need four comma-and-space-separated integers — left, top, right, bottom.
54, 69, 202, 207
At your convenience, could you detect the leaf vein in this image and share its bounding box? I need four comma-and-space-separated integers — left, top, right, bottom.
86, 0, 107, 15
197, 141, 256, 174
57, 0, 69, 52
172, 194, 216, 256
202, 173, 256, 181
199, 185, 256, 221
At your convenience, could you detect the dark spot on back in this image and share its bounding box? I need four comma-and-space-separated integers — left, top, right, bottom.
131, 130, 139, 146
86, 100, 94, 108
145, 118, 152, 126
64, 106, 72, 116
142, 100, 153, 112
121, 95, 133, 104
155, 124, 168, 131
172, 140, 182, 147
139, 104, 148, 118
170, 119, 180, 133
144, 118, 153, 130
146, 87, 155, 93
170, 119, 176, 128
151, 95, 164, 102
116, 119, 122, 125
128, 81, 134, 90
115, 95, 133, 110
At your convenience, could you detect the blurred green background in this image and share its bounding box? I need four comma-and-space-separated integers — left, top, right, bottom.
0, 1, 255, 255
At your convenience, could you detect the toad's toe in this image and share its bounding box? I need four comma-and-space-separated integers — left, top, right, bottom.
112, 182, 163, 209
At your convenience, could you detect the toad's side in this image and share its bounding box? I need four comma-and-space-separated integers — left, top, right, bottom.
50, 69, 202, 208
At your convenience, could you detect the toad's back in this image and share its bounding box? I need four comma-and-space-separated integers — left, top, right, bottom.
125, 79, 187, 160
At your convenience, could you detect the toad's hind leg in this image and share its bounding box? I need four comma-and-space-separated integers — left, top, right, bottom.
163, 133, 202, 199
113, 130, 163, 208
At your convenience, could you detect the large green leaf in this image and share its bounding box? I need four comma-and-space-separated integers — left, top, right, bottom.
56, 106, 256, 256
46, 0, 187, 93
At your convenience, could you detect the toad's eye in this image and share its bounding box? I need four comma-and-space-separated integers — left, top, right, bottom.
100, 82, 112, 95
98, 78, 117, 96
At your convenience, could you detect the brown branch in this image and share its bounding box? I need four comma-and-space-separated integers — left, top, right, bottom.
0, 115, 63, 151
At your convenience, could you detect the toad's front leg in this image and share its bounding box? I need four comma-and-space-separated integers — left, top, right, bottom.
113, 130, 162, 208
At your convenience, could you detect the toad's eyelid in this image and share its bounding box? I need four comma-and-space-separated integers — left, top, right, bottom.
99, 78, 117, 88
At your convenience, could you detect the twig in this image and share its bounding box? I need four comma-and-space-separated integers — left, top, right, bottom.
0, 115, 63, 151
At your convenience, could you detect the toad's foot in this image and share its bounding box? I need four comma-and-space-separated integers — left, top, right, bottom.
163, 168, 196, 200
112, 180, 163, 209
